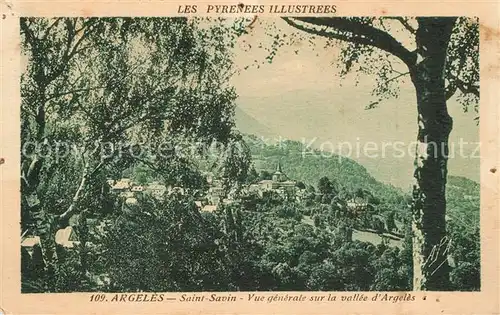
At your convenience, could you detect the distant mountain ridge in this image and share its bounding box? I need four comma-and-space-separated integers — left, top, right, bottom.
234, 107, 276, 138
244, 134, 407, 206
235, 104, 480, 208
242, 134, 480, 224
233, 93, 480, 189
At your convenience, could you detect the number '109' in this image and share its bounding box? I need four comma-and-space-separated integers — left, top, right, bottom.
90, 294, 106, 302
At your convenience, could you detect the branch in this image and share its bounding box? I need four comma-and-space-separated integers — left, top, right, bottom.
444, 82, 458, 100
134, 156, 162, 172
282, 17, 376, 53
48, 18, 96, 82
387, 17, 417, 34
74, 98, 94, 120
283, 17, 417, 67
388, 62, 406, 75
45, 86, 106, 102
67, 23, 95, 60
88, 160, 106, 178
58, 148, 107, 224
445, 45, 468, 100
59, 161, 89, 223
445, 79, 479, 100
456, 81, 479, 98
110, 110, 168, 136
20, 19, 37, 48
385, 71, 410, 83
42, 18, 62, 40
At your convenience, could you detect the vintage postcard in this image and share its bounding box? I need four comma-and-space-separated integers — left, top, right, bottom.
1, 0, 499, 314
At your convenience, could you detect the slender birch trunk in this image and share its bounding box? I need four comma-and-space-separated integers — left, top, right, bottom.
410, 17, 456, 291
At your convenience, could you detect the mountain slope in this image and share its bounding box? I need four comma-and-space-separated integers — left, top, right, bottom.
235, 92, 480, 189
446, 175, 480, 228
245, 134, 407, 205
244, 135, 480, 224
234, 107, 276, 138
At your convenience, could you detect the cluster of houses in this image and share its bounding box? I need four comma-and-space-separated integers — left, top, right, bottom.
108, 162, 373, 215
21, 162, 373, 253
107, 178, 170, 200
346, 197, 370, 215
21, 226, 79, 255
107, 178, 221, 213
246, 162, 298, 197
108, 161, 303, 214
21, 218, 107, 253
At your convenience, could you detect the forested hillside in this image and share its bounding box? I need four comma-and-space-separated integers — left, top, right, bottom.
245, 134, 406, 204
19, 17, 480, 294
242, 133, 480, 291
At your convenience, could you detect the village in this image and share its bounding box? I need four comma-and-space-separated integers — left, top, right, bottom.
108, 161, 370, 215
20, 160, 408, 293
21, 162, 377, 253
106, 162, 301, 212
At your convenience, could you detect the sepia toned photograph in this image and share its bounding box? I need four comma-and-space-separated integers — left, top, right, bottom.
18, 15, 481, 296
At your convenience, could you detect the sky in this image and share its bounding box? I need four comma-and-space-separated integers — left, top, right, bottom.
229, 18, 479, 189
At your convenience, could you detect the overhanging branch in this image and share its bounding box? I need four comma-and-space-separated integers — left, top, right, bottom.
282, 17, 376, 48
282, 17, 416, 67
386, 71, 410, 83
445, 80, 479, 100
457, 81, 479, 98
387, 17, 417, 34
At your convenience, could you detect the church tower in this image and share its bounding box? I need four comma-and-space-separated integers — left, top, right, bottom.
272, 161, 285, 182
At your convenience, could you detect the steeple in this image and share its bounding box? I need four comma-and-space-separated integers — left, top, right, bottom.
276, 160, 283, 173
273, 160, 284, 182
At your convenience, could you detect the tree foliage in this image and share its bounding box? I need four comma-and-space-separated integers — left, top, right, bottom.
20, 17, 480, 293
247, 16, 479, 290
20, 17, 249, 291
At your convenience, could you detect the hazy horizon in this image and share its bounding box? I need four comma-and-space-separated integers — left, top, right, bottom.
230, 18, 479, 189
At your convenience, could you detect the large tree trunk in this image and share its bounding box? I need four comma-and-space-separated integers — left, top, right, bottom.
409, 17, 456, 291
